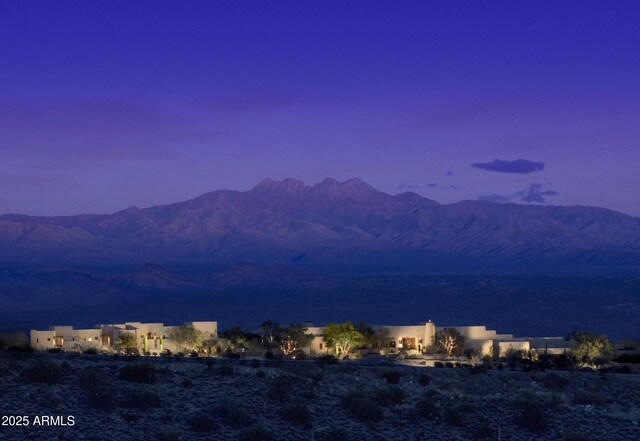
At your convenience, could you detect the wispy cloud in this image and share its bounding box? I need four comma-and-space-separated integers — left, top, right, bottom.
518, 183, 559, 203
470, 159, 545, 174
479, 182, 559, 205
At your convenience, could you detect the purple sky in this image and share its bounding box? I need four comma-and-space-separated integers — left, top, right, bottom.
1, 1, 639, 216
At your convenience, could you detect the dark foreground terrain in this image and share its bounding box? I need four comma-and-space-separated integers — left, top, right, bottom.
1, 353, 639, 441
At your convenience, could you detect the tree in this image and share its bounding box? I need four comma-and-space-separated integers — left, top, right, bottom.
569, 331, 615, 368
115, 332, 137, 355
167, 324, 204, 352
432, 328, 465, 357
323, 321, 365, 356
275, 324, 314, 357
259, 320, 280, 351
355, 321, 377, 349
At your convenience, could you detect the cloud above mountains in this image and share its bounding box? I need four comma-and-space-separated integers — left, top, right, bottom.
471, 159, 545, 174
518, 183, 559, 203
478, 182, 559, 205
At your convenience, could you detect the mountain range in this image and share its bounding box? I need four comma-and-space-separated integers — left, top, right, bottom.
2, 177, 640, 271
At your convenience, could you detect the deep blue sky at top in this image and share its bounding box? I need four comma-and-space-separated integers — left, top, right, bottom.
1, 1, 639, 216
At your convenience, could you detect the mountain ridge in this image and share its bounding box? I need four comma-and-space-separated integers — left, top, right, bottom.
1, 177, 639, 270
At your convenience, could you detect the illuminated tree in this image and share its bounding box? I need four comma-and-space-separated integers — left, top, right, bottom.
323, 321, 364, 356
115, 332, 137, 355
259, 320, 280, 351
432, 328, 465, 357
275, 324, 314, 357
167, 324, 204, 352
569, 331, 615, 368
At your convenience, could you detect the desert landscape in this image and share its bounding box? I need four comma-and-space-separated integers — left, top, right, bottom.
1, 352, 638, 441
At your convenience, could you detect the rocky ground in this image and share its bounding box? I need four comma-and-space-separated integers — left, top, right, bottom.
0, 353, 639, 441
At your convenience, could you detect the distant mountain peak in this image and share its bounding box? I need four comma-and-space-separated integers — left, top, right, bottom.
312, 177, 376, 197
253, 177, 307, 193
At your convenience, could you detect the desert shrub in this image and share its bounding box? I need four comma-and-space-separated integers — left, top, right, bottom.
84, 347, 98, 355
434, 361, 444, 368
189, 413, 215, 432
316, 354, 339, 364
215, 401, 253, 428
268, 376, 291, 403
542, 373, 570, 391
445, 362, 454, 368
119, 363, 157, 384
514, 401, 548, 434
443, 407, 464, 427
0, 332, 29, 351
283, 402, 312, 428
373, 385, 406, 406
88, 389, 117, 411
316, 426, 350, 441
121, 413, 140, 422
473, 421, 494, 439
156, 426, 181, 441
573, 390, 612, 407
381, 369, 402, 384
216, 363, 234, 376
418, 373, 431, 386
341, 390, 383, 423
564, 431, 590, 441
415, 399, 439, 420
77, 369, 104, 392
21, 359, 61, 384
124, 388, 161, 409
240, 424, 272, 441
470, 364, 488, 375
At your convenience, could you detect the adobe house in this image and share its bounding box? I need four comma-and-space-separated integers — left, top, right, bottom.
30, 321, 217, 353
303, 321, 567, 357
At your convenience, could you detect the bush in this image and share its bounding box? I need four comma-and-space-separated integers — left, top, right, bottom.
418, 373, 431, 386
21, 359, 61, 384
470, 364, 488, 375
124, 389, 161, 409
317, 426, 350, 441
283, 402, 312, 428
373, 385, 406, 406
473, 421, 494, 439
415, 399, 439, 420
381, 369, 402, 384
564, 431, 590, 441
216, 363, 234, 376
119, 364, 157, 384
240, 424, 272, 441
573, 390, 612, 407
316, 354, 339, 364
514, 401, 547, 434
84, 347, 99, 355
434, 361, 444, 368
88, 389, 117, 411
268, 376, 291, 403
541, 373, 570, 391
77, 369, 104, 392
189, 413, 215, 432
217, 401, 253, 428
443, 407, 464, 427
156, 426, 181, 441
341, 390, 383, 423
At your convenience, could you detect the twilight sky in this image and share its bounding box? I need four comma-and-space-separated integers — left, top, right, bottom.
1, 1, 639, 216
